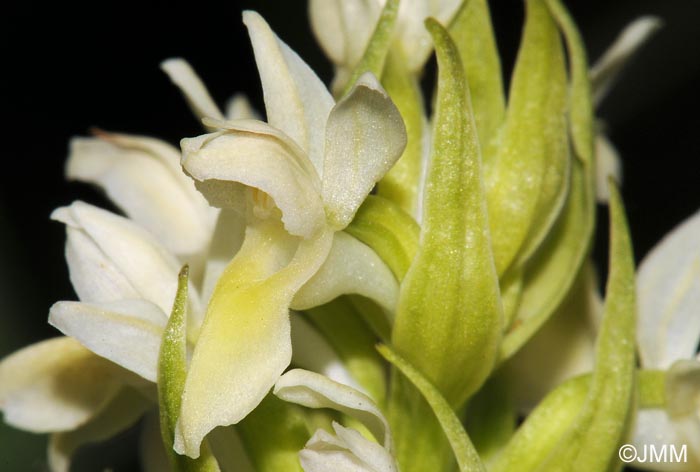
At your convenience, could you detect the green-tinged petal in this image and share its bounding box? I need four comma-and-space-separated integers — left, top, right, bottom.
66, 132, 216, 258
501, 158, 595, 360
175, 221, 333, 458
590, 17, 662, 106
377, 50, 426, 218
181, 122, 325, 239
300, 422, 398, 472
274, 368, 392, 451
0, 338, 121, 433
48, 388, 151, 472
161, 58, 224, 126
243, 10, 334, 174
341, 0, 399, 96
237, 394, 309, 472
345, 194, 419, 282
323, 72, 407, 230
49, 299, 167, 382
305, 297, 387, 406
293, 232, 398, 313
52, 201, 186, 316
158, 266, 219, 472
392, 18, 502, 407
378, 345, 485, 472
538, 183, 636, 471
505, 263, 598, 411
290, 313, 361, 391
546, 0, 594, 165
484, 0, 569, 275
630, 409, 692, 472
450, 0, 505, 157
637, 209, 700, 369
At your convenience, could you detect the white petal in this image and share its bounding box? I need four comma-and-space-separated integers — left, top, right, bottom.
52, 201, 183, 315
308, 0, 382, 68
322, 73, 406, 230
0, 338, 120, 433
48, 388, 152, 472
594, 132, 622, 203
225, 94, 260, 121
590, 17, 662, 106
181, 124, 326, 239
274, 368, 392, 451
49, 299, 168, 382
300, 423, 397, 472
332, 423, 397, 472
243, 10, 334, 174
66, 133, 216, 258
290, 313, 361, 390
637, 209, 700, 368
161, 58, 224, 123
293, 231, 398, 312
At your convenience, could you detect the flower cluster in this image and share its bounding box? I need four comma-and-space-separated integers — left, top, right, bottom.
1, 1, 698, 471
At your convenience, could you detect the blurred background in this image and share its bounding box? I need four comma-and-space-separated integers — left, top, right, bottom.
1, 0, 698, 469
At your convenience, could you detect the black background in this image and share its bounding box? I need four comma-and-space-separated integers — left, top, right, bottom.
1, 0, 698, 470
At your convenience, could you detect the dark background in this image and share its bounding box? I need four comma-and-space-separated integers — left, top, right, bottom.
1, 0, 698, 470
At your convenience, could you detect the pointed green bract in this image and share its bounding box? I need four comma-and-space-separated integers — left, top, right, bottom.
538, 183, 637, 471
341, 0, 400, 97
484, 0, 569, 276
345, 195, 419, 282
378, 345, 485, 472
501, 159, 594, 359
158, 266, 220, 472
450, 0, 505, 160
377, 51, 426, 217
392, 18, 502, 407
546, 0, 594, 164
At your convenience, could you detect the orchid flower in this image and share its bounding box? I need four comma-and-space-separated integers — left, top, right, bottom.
273, 369, 398, 472
171, 10, 406, 458
631, 209, 700, 469
309, 0, 463, 89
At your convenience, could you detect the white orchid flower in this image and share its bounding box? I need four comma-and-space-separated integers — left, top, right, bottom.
172, 11, 405, 458
630, 209, 700, 470
274, 369, 398, 472
309, 0, 462, 85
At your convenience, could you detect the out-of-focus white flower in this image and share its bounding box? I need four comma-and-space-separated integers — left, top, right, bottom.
309, 0, 462, 88
632, 209, 700, 470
